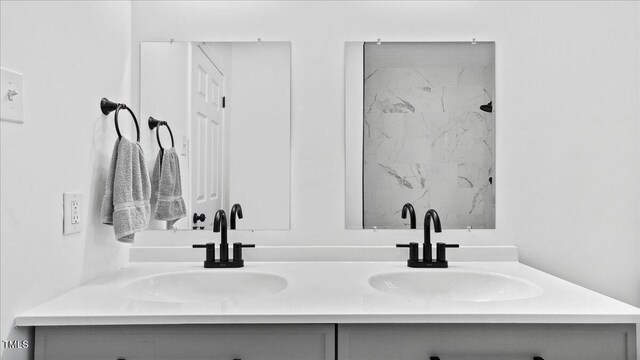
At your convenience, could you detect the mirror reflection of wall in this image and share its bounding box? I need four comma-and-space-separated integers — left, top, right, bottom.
346, 42, 495, 230
141, 41, 291, 231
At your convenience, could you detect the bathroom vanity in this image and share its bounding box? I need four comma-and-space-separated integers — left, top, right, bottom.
18, 261, 640, 360
30, 323, 635, 360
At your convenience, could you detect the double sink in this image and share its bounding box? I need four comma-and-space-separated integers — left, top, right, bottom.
125, 207, 546, 304
123, 269, 543, 303
125, 208, 543, 304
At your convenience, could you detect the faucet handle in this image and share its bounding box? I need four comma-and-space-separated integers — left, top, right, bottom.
192, 243, 215, 262
436, 242, 459, 263
397, 242, 419, 261
232, 242, 255, 263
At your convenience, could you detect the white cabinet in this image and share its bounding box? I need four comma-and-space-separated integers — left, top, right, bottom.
338, 324, 637, 360
35, 324, 334, 360
34, 323, 637, 360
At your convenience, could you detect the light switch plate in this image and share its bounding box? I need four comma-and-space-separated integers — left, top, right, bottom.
63, 192, 82, 235
0, 67, 24, 123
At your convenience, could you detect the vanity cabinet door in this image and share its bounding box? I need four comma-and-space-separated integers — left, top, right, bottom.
34, 331, 154, 360
338, 324, 636, 360
35, 324, 334, 360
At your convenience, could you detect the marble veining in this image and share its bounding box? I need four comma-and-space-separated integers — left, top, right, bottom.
363, 43, 495, 229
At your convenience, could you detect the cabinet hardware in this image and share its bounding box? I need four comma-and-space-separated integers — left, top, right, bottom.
193, 213, 206, 224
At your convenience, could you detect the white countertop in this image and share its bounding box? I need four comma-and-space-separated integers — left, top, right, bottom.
16, 261, 640, 327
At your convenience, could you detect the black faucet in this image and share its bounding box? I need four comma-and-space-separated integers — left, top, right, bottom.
423, 209, 441, 263
193, 209, 254, 268
214, 209, 229, 261
401, 203, 416, 229
230, 203, 243, 230
396, 209, 459, 268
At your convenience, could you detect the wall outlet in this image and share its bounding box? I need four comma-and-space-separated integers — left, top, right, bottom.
63, 192, 82, 235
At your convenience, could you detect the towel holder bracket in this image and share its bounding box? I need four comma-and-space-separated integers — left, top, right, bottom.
100, 98, 119, 115
149, 116, 175, 149
148, 116, 164, 130
100, 97, 140, 142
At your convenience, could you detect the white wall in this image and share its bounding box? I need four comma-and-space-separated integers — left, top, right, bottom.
0, 2, 132, 359
132, 1, 640, 307
229, 42, 291, 230
345, 43, 364, 230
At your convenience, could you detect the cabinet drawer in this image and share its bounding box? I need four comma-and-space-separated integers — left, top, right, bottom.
35, 324, 335, 360
338, 324, 636, 360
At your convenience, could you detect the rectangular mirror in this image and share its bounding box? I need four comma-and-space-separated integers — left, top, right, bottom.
141, 41, 291, 230
346, 42, 495, 230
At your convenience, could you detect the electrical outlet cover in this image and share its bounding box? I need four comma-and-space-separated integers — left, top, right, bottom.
63, 192, 82, 235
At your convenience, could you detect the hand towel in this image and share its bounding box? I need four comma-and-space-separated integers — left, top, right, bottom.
150, 148, 186, 229
101, 137, 151, 242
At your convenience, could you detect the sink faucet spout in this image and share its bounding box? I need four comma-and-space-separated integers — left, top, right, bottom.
230, 203, 243, 230
401, 203, 416, 229
423, 209, 442, 262
213, 210, 228, 261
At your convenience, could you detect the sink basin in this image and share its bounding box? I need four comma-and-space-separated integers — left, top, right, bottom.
123, 271, 287, 302
369, 271, 543, 302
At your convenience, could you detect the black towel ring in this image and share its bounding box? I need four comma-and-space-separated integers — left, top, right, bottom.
100, 98, 140, 142
148, 117, 175, 149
